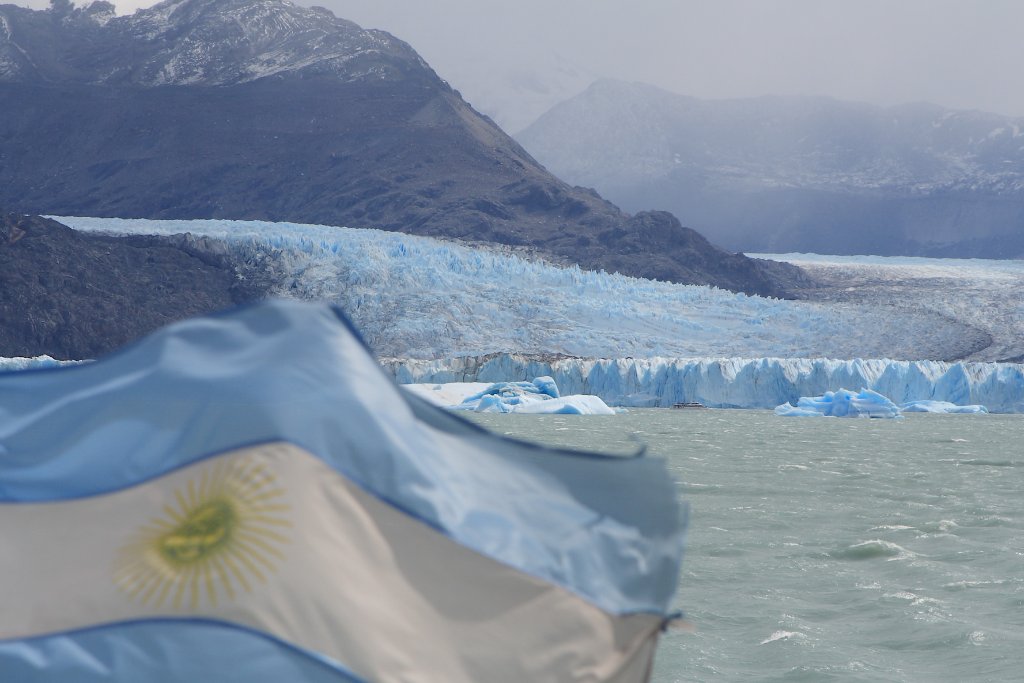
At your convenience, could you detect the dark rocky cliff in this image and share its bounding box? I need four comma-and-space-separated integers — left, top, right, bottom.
0, 213, 272, 359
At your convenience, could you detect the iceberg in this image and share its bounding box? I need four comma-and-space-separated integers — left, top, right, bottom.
774, 388, 902, 418
900, 400, 988, 414
405, 377, 615, 415
771, 405, 827, 418
510, 395, 614, 415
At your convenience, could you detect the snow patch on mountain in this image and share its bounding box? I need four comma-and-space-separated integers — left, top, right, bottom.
0, 0, 424, 86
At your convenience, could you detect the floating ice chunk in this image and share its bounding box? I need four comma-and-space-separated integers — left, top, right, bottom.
773, 405, 826, 417
460, 380, 551, 405
775, 388, 902, 418
900, 400, 988, 414
532, 376, 560, 399
513, 395, 615, 415
474, 394, 515, 413
404, 376, 612, 414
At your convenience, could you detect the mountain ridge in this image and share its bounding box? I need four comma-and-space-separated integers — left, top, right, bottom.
0, 0, 804, 297
0, 0, 425, 86
518, 79, 1024, 257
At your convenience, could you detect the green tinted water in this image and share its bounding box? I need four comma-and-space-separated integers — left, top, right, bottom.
468, 409, 1024, 682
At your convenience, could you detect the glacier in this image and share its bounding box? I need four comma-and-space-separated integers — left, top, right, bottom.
6, 217, 1021, 413
384, 354, 1024, 414
53, 217, 1003, 362
755, 253, 1024, 363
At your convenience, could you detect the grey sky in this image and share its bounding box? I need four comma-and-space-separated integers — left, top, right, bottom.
17, 0, 1024, 130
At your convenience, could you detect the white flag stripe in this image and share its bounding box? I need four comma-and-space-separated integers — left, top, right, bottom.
0, 442, 662, 682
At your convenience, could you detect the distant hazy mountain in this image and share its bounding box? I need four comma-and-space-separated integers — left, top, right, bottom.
518, 80, 1024, 258
438, 52, 598, 134
0, 0, 802, 297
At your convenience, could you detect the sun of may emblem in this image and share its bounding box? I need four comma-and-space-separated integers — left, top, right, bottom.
115, 456, 291, 610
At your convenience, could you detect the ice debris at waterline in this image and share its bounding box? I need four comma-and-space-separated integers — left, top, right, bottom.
0, 356, 80, 372
775, 388, 902, 418
901, 400, 988, 414
775, 390, 990, 418
385, 354, 1024, 413
405, 377, 616, 415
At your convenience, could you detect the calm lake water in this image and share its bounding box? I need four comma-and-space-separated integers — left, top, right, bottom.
467, 409, 1024, 682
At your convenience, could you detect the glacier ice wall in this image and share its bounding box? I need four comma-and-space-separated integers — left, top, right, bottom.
8, 352, 1020, 413
384, 355, 1024, 413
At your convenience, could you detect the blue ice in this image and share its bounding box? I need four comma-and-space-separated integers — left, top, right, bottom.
775, 388, 902, 418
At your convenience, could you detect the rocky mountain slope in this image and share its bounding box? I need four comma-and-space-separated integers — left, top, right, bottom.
518, 80, 1024, 257
0, 0, 801, 296
0, 213, 273, 359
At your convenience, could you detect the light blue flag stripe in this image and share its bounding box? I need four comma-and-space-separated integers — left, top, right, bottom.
0, 620, 364, 683
0, 300, 685, 616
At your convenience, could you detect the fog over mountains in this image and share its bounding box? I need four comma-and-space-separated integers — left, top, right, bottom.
519, 80, 1024, 258
0, 0, 801, 297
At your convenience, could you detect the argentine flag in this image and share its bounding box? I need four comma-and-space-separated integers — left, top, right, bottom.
0, 300, 686, 682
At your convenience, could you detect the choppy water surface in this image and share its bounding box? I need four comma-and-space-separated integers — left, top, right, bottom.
468, 409, 1024, 682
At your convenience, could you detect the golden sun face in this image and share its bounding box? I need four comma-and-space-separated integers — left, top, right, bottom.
114, 457, 291, 611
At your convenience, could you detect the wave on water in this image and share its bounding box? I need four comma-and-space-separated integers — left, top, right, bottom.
679, 482, 724, 493
943, 579, 1014, 591
919, 519, 959, 533
974, 515, 1014, 527
760, 630, 808, 645
884, 591, 944, 607
939, 458, 1020, 467
832, 539, 916, 561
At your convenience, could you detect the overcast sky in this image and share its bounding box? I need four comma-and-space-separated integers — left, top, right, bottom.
18, 0, 1024, 130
